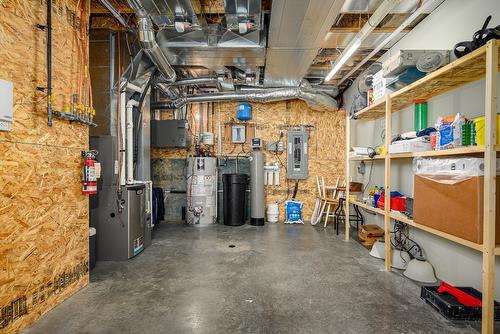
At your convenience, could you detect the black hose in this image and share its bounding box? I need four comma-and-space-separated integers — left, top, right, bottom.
292, 180, 299, 200
47, 0, 52, 126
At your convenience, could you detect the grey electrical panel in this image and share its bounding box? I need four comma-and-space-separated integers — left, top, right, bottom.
287, 131, 308, 180
151, 120, 191, 148
0, 79, 13, 132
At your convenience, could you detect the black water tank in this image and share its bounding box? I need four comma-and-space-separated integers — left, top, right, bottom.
222, 174, 248, 226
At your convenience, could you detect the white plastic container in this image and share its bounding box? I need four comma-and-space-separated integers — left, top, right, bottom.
273, 164, 280, 185
266, 202, 279, 223
202, 132, 214, 146
267, 169, 274, 186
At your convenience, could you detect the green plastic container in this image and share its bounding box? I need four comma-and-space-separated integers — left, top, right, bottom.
414, 101, 428, 131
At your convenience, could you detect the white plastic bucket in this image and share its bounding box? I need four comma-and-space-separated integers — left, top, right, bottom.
266, 202, 279, 223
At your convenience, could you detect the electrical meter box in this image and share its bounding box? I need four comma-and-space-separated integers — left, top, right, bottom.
287, 131, 308, 179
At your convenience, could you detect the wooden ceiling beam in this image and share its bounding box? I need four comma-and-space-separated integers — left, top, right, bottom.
91, 0, 134, 14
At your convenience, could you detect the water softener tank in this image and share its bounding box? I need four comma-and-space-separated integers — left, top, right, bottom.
250, 149, 265, 226
237, 103, 252, 121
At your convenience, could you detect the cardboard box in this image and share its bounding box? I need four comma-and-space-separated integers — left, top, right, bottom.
413, 175, 500, 244
358, 224, 384, 247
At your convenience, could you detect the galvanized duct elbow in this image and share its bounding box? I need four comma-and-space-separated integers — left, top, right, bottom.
151, 87, 338, 111
128, 0, 176, 83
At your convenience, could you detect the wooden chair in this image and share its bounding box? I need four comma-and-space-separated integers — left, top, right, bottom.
313, 176, 343, 227
310, 176, 324, 225
322, 178, 344, 227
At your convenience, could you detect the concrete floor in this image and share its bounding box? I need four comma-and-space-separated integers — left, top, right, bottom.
24, 222, 482, 334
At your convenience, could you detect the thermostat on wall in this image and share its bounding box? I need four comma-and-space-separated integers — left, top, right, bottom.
0, 79, 13, 132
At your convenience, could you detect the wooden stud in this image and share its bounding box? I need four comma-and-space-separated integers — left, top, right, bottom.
384, 96, 392, 271
481, 40, 498, 334
345, 113, 351, 241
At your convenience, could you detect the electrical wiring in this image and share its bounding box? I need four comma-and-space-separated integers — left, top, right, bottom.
361, 147, 375, 193
273, 142, 291, 204
391, 220, 425, 260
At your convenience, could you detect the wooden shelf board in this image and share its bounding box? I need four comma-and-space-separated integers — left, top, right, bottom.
351, 41, 500, 121
349, 199, 385, 215
390, 44, 490, 113
352, 99, 386, 120
349, 155, 385, 161
390, 212, 484, 252
389, 146, 485, 159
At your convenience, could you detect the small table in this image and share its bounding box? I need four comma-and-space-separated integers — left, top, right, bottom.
333, 197, 364, 235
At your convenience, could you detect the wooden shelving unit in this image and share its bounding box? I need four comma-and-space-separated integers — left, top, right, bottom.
349, 154, 385, 161
345, 40, 499, 334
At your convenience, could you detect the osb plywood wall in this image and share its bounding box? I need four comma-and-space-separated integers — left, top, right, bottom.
0, 0, 90, 333
152, 100, 346, 219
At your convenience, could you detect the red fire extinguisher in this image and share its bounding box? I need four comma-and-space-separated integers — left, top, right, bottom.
82, 150, 98, 195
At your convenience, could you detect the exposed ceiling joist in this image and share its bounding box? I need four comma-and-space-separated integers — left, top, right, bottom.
330, 26, 412, 33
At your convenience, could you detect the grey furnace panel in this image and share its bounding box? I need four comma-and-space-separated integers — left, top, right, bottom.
151, 119, 191, 148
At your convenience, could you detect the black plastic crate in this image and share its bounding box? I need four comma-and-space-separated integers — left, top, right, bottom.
421, 286, 500, 321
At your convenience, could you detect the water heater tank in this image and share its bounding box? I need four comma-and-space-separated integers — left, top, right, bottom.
186, 157, 217, 225
237, 103, 252, 121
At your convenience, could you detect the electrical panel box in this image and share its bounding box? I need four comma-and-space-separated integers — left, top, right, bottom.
232, 124, 246, 143
151, 120, 191, 148
0, 79, 13, 132
287, 131, 308, 180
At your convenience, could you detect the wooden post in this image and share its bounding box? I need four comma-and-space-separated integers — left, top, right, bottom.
345, 112, 351, 241
384, 96, 392, 271
482, 40, 498, 334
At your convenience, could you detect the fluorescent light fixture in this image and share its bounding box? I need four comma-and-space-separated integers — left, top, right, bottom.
325, 38, 362, 81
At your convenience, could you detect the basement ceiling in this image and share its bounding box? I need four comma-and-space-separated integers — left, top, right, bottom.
90, 0, 439, 95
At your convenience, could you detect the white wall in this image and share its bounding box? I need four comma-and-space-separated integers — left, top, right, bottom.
344, 0, 500, 297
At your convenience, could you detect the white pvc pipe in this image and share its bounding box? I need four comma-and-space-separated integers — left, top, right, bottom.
338, 0, 443, 85
127, 82, 143, 94
120, 91, 127, 186
126, 99, 140, 184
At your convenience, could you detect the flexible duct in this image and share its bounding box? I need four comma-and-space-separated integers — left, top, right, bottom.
128, 0, 176, 82
151, 87, 338, 111
169, 77, 217, 86
156, 77, 219, 99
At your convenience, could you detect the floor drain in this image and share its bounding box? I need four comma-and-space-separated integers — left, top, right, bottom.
228, 244, 236, 248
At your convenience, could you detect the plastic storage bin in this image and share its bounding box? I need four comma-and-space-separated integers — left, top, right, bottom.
421, 286, 500, 321
474, 115, 500, 145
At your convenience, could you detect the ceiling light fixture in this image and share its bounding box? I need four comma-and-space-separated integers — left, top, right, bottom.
325, 38, 361, 82
324, 0, 402, 82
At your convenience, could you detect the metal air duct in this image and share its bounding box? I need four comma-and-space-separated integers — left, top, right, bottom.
128, 0, 177, 82
151, 87, 338, 112
264, 0, 345, 86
